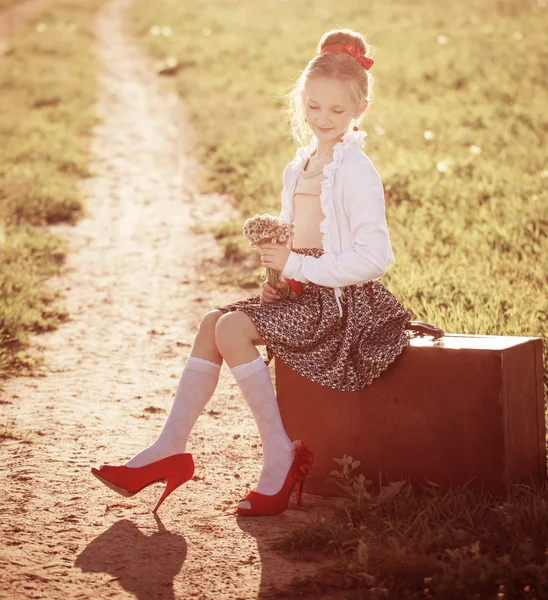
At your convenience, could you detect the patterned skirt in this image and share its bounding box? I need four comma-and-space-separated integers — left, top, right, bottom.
215, 247, 413, 392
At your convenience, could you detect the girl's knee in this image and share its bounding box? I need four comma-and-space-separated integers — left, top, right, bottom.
214, 311, 243, 343
199, 310, 224, 334
215, 311, 265, 346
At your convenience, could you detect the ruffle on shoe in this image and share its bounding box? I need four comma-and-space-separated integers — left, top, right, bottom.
292, 442, 314, 482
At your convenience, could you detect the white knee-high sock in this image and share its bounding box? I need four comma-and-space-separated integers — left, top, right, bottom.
124, 356, 221, 468
231, 354, 295, 497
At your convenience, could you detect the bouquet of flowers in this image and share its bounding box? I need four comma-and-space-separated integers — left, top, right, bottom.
242, 214, 296, 300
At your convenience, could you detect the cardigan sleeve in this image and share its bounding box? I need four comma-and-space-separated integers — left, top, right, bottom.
281, 159, 392, 287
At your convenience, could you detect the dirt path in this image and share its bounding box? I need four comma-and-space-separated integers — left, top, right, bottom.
0, 1, 349, 598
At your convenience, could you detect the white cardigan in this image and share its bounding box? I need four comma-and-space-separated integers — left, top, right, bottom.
280, 128, 395, 318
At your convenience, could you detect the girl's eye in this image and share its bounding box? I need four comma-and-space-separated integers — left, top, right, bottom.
308, 106, 344, 114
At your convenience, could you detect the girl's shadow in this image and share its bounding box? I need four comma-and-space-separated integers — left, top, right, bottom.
75, 515, 186, 600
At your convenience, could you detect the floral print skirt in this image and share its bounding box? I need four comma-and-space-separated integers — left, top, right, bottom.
215, 247, 413, 392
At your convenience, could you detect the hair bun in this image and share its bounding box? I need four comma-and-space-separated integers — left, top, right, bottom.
318, 28, 368, 56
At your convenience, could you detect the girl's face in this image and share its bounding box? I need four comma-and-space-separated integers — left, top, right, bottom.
302, 76, 366, 144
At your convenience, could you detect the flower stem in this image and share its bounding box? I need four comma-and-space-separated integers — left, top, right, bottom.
266, 268, 291, 300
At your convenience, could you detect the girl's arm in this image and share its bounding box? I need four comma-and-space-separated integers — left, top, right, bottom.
281, 159, 393, 287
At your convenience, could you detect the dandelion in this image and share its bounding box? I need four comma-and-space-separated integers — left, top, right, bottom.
202, 27, 212, 37
436, 34, 449, 44
424, 130, 434, 140
373, 123, 385, 135
540, 170, 548, 178
162, 26, 172, 37
436, 159, 452, 173
35, 23, 47, 32
150, 25, 161, 35
471, 145, 481, 154
513, 31, 523, 40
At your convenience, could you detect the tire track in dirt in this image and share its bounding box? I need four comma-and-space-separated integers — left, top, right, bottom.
0, 1, 345, 598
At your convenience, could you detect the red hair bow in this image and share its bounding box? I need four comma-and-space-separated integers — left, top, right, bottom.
320, 40, 374, 70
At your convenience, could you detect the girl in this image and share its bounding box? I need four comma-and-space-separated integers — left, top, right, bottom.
91, 28, 412, 517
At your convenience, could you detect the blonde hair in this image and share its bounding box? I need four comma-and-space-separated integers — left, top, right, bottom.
284, 28, 375, 147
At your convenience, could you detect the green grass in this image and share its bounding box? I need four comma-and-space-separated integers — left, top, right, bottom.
0, 0, 106, 380
128, 0, 547, 356
129, 0, 548, 596
271, 456, 548, 599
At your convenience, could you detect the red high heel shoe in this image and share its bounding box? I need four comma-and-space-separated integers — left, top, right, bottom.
91, 453, 194, 513
236, 441, 313, 516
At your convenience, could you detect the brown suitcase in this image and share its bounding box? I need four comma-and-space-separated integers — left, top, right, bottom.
274, 323, 546, 498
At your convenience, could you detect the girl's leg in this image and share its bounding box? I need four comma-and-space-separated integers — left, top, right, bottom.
123, 310, 224, 468
215, 311, 295, 511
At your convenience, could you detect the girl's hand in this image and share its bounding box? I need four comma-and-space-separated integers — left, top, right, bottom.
260, 280, 287, 304
259, 243, 291, 273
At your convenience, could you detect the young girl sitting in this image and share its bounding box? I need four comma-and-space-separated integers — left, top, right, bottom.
91, 27, 412, 517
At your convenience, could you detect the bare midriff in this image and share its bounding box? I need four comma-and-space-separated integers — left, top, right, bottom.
290, 157, 326, 250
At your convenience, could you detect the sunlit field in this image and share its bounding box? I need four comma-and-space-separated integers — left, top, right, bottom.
129, 0, 547, 353
0, 0, 105, 378
128, 0, 548, 597
0, 0, 546, 595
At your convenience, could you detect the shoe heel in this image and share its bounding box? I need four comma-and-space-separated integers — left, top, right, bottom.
153, 473, 190, 513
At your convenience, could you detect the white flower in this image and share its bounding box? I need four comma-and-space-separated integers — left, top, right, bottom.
436, 159, 453, 173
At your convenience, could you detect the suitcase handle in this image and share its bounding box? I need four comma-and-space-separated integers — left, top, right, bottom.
405, 320, 445, 341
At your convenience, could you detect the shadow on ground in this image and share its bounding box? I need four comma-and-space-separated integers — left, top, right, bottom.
75, 517, 186, 600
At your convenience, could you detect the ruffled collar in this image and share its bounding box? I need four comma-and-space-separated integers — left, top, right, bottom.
293, 128, 368, 168
286, 126, 368, 252
282, 128, 368, 318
